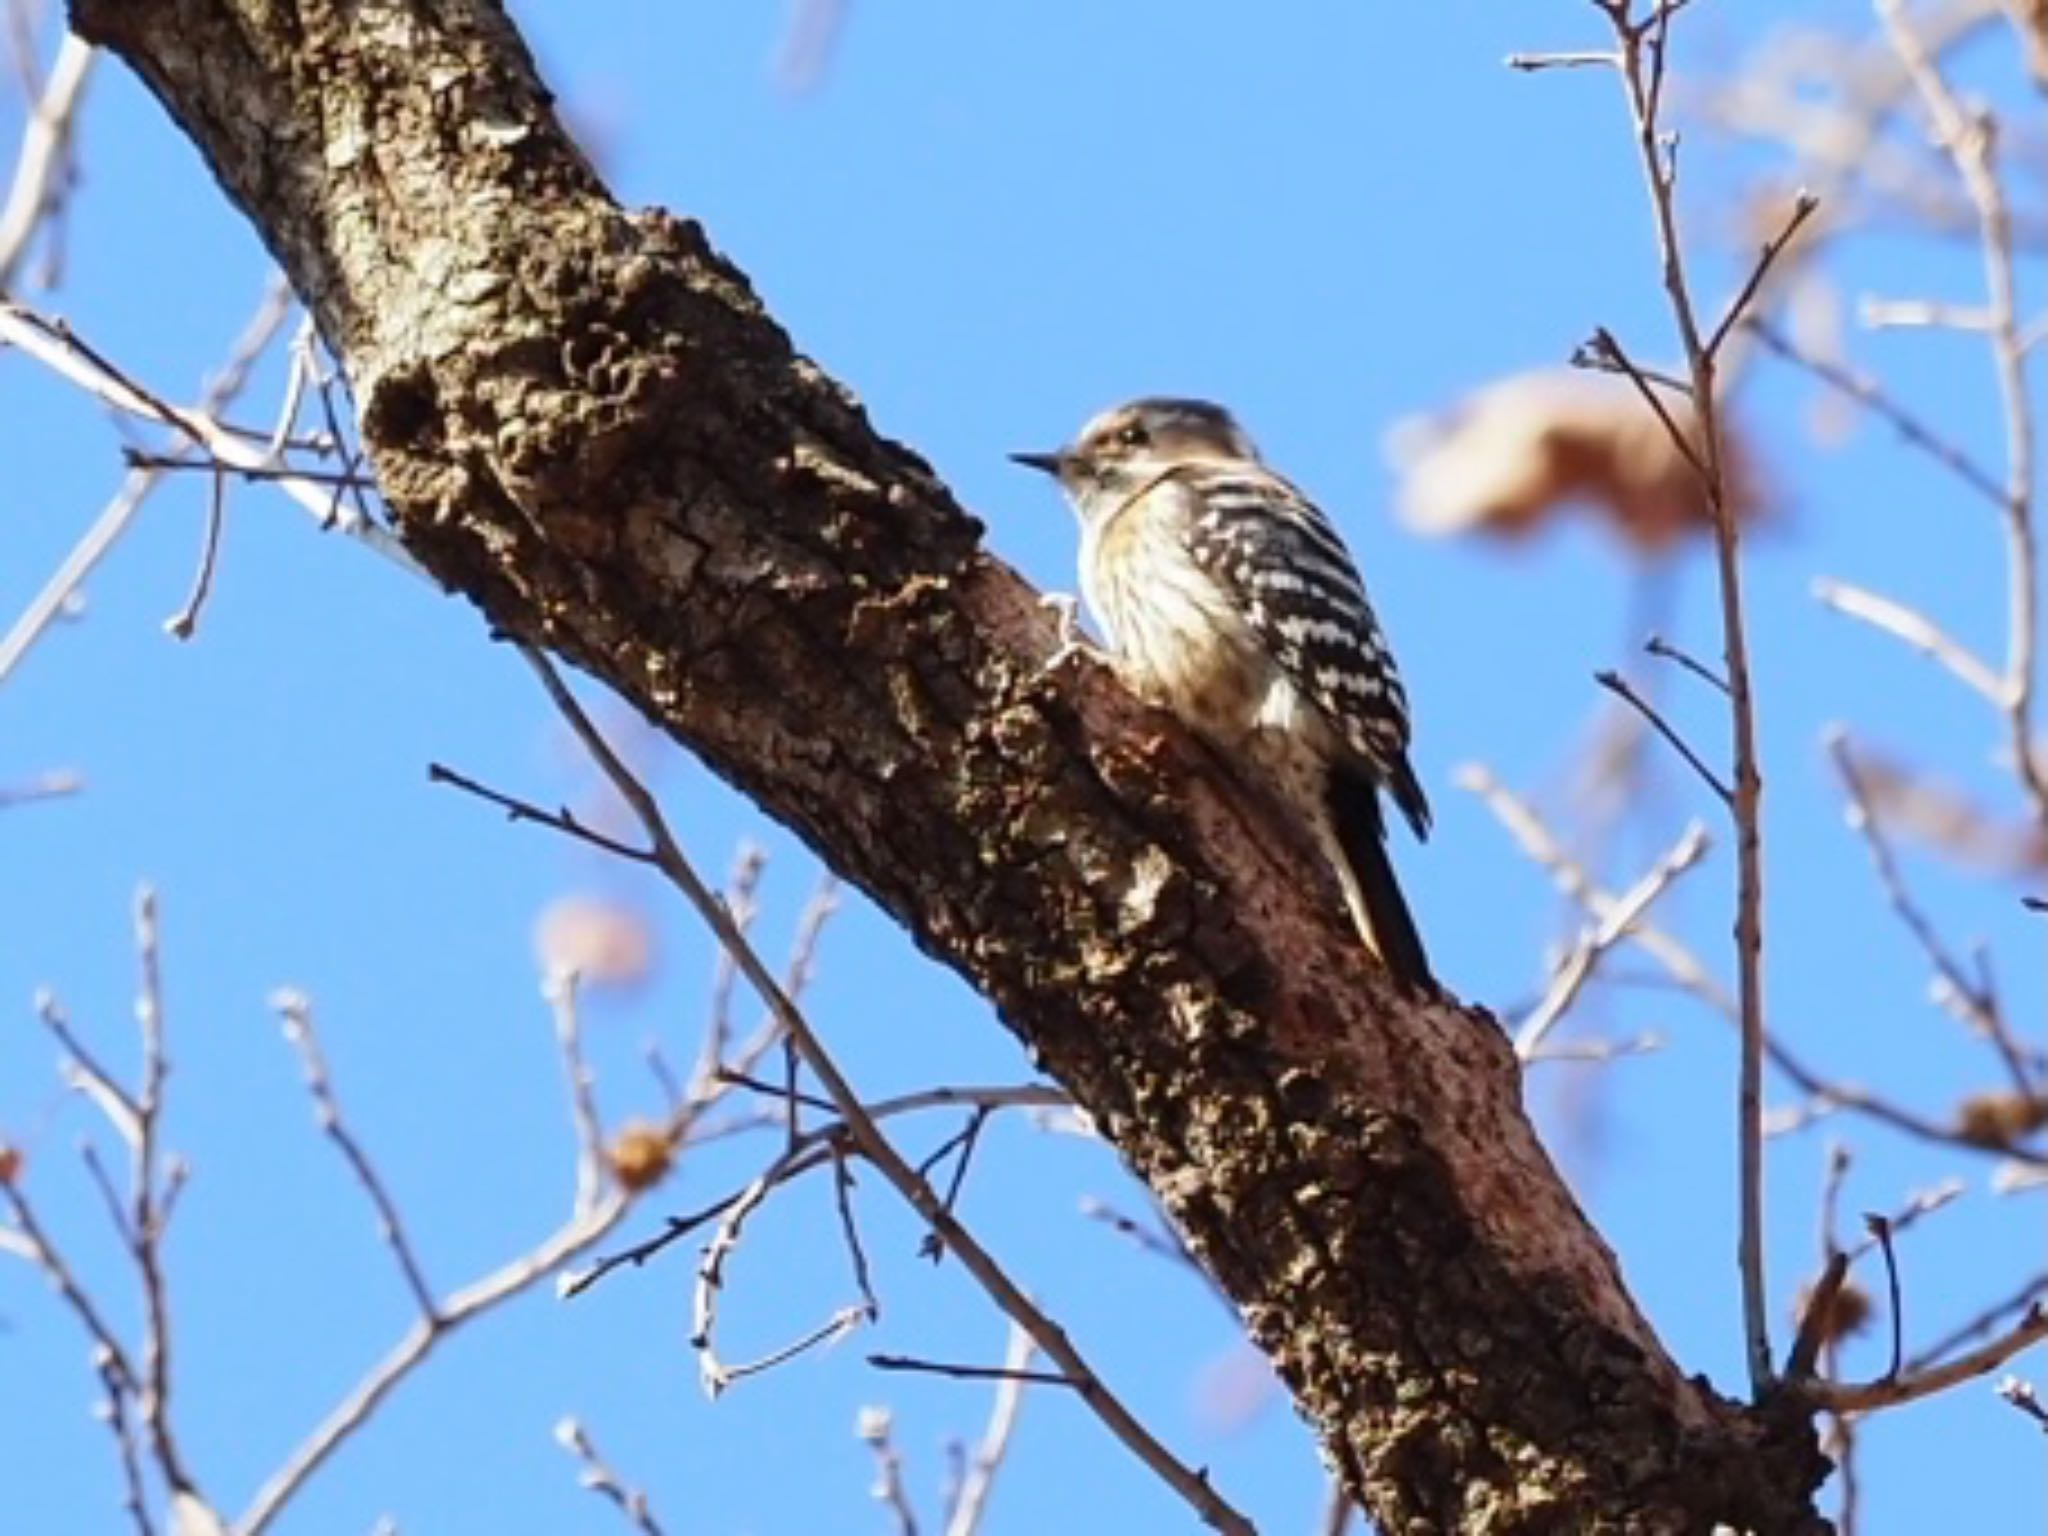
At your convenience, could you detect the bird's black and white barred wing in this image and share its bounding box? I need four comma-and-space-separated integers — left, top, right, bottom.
1175, 462, 1432, 838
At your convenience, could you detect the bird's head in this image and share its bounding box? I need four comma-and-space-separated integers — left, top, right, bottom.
1012, 397, 1260, 520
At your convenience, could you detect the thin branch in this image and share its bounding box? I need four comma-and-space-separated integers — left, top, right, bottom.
1997, 1375, 2048, 1431
1812, 579, 2004, 704
1863, 1213, 1904, 1381
0, 29, 93, 287
270, 989, 438, 1321
553, 1418, 667, 1536
857, 1406, 922, 1536
0, 767, 83, 807
920, 1106, 991, 1263
0, 300, 412, 572
508, 645, 1254, 1532
714, 1304, 869, 1394
0, 277, 299, 688
831, 1144, 880, 1322
96, 1350, 156, 1536
1704, 189, 1820, 359
1859, 296, 1993, 332
869, 1354, 1077, 1388
1576, 328, 1709, 479
1505, 50, 1619, 72
1460, 765, 2047, 1166
697, 844, 766, 1094
129, 888, 197, 1501
1879, 0, 2046, 824
0, 1176, 143, 1399
1810, 1304, 2048, 1413
1593, 0, 1779, 1395
1515, 820, 1709, 1058
1594, 669, 1732, 803
554, 1084, 1068, 1299
237, 1191, 632, 1534
1526, 1031, 1665, 1063
1747, 319, 2007, 507
1828, 729, 2034, 1087
1905, 1271, 2048, 1373
34, 988, 140, 1144
234, 932, 786, 1533
542, 968, 607, 1217
942, 1323, 1036, 1536
162, 466, 227, 640
1645, 632, 1729, 694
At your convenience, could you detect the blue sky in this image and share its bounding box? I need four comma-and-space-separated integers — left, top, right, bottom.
3, 3, 2041, 1531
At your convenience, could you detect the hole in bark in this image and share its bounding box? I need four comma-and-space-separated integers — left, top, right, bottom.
362, 367, 441, 450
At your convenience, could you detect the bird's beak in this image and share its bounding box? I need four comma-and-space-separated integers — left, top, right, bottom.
1009, 450, 1067, 479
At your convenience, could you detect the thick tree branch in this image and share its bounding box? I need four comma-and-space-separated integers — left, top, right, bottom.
68, 0, 1826, 1527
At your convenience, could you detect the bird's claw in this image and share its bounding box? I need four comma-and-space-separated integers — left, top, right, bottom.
1038, 591, 1097, 676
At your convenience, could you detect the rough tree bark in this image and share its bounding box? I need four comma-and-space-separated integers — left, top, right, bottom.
69, 2, 1828, 1529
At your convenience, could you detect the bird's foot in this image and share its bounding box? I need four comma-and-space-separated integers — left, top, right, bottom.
1038, 591, 1104, 677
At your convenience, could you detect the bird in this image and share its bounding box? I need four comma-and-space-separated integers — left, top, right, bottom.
1013, 397, 1434, 990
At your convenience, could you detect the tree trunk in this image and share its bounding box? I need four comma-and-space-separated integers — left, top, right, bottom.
69, 1, 1827, 1528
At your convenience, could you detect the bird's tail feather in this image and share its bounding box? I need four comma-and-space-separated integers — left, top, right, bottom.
1326, 767, 1434, 992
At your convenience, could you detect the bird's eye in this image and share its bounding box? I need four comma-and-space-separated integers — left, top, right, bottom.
1116, 422, 1150, 449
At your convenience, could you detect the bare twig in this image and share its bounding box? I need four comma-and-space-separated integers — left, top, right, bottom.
0, 278, 302, 687
1997, 1375, 2048, 1431
1905, 1270, 2048, 1372
162, 468, 226, 640
1812, 579, 2003, 704
870, 1354, 1076, 1388
698, 844, 766, 1094
1576, 327, 1708, 478
33, 988, 138, 1140
1575, 0, 1787, 1393
1078, 1195, 1200, 1271
1460, 765, 2047, 1166
0, 767, 82, 806
1863, 1213, 1904, 1381
919, 1106, 991, 1263
543, 968, 607, 1217
554, 1418, 666, 1536
95, 1350, 156, 1536
1594, 669, 1733, 803
0, 1179, 144, 1420
1747, 319, 2008, 507
1515, 820, 1709, 1058
555, 1084, 1067, 1299
1704, 190, 1821, 359
831, 1144, 880, 1321
1526, 1032, 1665, 1063
1846, 1180, 1964, 1262
857, 1406, 922, 1536
1506, 49, 1620, 71
0, 301, 413, 582
1645, 632, 1730, 694
238, 1196, 633, 1533
271, 989, 438, 1321
1860, 296, 1994, 332
1828, 730, 2034, 1088
128, 889, 197, 1502
0, 29, 92, 288
506, 645, 1254, 1532
1810, 1303, 2048, 1412
234, 932, 801, 1534
1586, 0, 1781, 1393
942, 1324, 1036, 1536
1879, 0, 2045, 824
